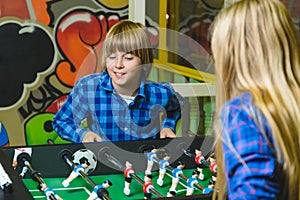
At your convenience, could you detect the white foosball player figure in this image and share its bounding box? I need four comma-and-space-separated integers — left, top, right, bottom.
169, 161, 185, 192
123, 161, 134, 196
145, 146, 158, 175
87, 179, 112, 200
157, 154, 170, 186
0, 163, 12, 193
186, 170, 200, 196
62, 157, 90, 187
38, 183, 63, 200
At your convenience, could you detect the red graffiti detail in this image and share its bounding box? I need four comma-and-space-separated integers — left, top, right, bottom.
0, 0, 30, 19
56, 11, 119, 87
45, 95, 68, 114
107, 15, 120, 28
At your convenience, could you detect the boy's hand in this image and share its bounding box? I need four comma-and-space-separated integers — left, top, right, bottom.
82, 131, 102, 143
160, 128, 176, 139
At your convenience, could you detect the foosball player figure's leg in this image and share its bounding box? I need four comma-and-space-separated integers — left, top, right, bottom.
211, 172, 217, 184
167, 191, 176, 197
145, 146, 158, 175
19, 166, 29, 178
87, 179, 112, 200
186, 170, 200, 196
143, 174, 154, 199
38, 183, 63, 200
0, 163, 12, 193
157, 155, 170, 186
123, 161, 134, 196
169, 161, 185, 192
62, 158, 90, 187
196, 167, 205, 181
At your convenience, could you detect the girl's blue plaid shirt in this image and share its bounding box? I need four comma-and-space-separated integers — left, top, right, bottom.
221, 92, 281, 199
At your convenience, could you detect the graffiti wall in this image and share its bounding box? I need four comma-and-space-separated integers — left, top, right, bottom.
0, 0, 131, 146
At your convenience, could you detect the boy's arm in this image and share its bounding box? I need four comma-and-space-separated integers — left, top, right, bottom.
52, 81, 91, 143
161, 84, 184, 133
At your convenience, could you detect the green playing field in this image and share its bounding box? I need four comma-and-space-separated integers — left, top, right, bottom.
22, 168, 212, 199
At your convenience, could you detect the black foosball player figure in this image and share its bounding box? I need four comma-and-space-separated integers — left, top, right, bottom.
194, 149, 206, 180
145, 146, 158, 175
37, 183, 63, 200
202, 180, 215, 194
157, 154, 170, 186
62, 157, 90, 187
87, 179, 112, 200
169, 161, 185, 192
143, 174, 154, 199
123, 161, 134, 196
186, 170, 200, 196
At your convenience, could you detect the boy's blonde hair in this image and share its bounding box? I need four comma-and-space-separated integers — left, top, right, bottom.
101, 20, 153, 79
211, 0, 300, 199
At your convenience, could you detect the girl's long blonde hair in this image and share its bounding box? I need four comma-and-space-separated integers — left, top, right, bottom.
211, 0, 300, 199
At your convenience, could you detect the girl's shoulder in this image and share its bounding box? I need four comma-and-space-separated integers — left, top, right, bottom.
222, 92, 256, 120
225, 92, 253, 109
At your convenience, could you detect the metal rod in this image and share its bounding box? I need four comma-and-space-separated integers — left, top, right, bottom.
62, 155, 111, 200
23, 159, 57, 200
102, 152, 163, 198
130, 173, 163, 198
166, 164, 204, 190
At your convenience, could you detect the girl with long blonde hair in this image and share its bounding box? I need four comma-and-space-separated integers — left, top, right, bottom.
210, 0, 300, 199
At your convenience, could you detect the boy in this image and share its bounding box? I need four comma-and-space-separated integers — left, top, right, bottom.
52, 20, 182, 143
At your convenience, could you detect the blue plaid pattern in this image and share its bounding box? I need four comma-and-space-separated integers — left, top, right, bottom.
52, 72, 182, 142
221, 92, 281, 199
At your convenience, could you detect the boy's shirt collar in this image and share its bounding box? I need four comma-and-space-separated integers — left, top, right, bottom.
100, 72, 114, 92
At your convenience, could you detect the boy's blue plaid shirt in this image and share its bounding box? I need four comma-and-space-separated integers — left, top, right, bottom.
53, 72, 182, 142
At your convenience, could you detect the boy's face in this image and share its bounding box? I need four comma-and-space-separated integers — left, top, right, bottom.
106, 51, 143, 95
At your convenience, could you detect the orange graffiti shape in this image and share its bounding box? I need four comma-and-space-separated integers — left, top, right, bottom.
31, 0, 50, 25
56, 10, 105, 87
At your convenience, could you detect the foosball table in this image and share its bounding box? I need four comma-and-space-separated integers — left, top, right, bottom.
0, 136, 215, 200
